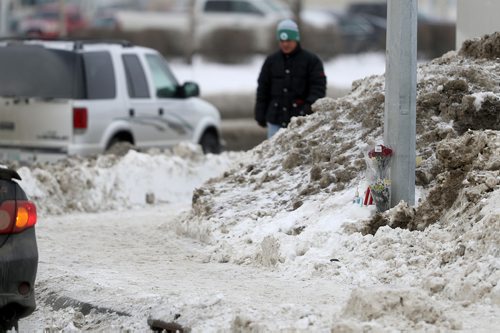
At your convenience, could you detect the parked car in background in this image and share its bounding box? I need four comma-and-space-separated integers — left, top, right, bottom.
196, 0, 293, 51
0, 167, 38, 331
0, 38, 222, 164
300, 8, 385, 58
347, 2, 387, 19
89, 2, 142, 31
94, 0, 293, 53
344, 1, 455, 59
329, 10, 386, 53
17, 3, 88, 38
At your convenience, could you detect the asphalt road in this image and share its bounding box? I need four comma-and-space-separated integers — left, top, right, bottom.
221, 118, 266, 151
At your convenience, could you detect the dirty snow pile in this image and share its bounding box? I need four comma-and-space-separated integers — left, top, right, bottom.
175, 33, 500, 331
13, 33, 500, 332
15, 143, 240, 215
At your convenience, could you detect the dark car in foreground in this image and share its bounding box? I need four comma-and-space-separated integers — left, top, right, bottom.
0, 168, 38, 332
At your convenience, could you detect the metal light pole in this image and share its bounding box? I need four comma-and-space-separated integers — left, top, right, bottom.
384, 0, 417, 207
59, 0, 67, 37
186, 0, 196, 64
290, 0, 303, 30
0, 0, 10, 37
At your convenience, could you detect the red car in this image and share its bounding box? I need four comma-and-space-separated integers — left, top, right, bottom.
18, 3, 87, 38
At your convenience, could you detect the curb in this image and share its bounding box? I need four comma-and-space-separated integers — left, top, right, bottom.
44, 293, 130, 317
43, 294, 188, 332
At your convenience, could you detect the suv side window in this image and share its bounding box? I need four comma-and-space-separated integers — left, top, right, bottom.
122, 54, 150, 98
83, 51, 115, 99
204, 0, 261, 14
145, 54, 179, 98
204, 0, 231, 12
233, 1, 262, 15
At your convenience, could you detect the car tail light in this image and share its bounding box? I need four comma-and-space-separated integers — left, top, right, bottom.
0, 200, 37, 234
73, 107, 88, 129
18, 282, 31, 295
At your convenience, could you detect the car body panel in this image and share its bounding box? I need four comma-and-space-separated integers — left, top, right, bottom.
0, 227, 38, 318
0, 98, 73, 148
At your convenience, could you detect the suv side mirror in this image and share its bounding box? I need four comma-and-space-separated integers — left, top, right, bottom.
181, 81, 200, 98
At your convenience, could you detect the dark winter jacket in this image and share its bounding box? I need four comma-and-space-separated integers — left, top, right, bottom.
254, 45, 327, 128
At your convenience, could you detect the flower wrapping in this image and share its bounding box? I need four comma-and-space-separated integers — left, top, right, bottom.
368, 145, 393, 180
366, 145, 393, 212
369, 179, 391, 212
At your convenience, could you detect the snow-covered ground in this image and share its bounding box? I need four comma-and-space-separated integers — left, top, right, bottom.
12, 34, 500, 332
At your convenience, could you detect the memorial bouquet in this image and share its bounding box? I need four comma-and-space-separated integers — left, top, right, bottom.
369, 179, 391, 212
368, 144, 393, 179
366, 145, 393, 212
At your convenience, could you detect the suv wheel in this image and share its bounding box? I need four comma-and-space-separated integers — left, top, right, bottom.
199, 131, 221, 154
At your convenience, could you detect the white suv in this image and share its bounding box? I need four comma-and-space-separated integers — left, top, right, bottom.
0, 39, 222, 164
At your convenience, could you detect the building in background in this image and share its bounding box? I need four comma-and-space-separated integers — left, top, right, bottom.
302, 0, 456, 20
418, 0, 456, 20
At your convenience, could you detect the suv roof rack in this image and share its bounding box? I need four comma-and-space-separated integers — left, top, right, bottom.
72, 39, 134, 50
0, 37, 134, 50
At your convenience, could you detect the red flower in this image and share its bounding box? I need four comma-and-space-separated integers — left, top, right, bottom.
368, 145, 393, 159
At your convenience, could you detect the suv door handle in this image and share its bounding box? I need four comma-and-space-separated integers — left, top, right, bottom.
159, 108, 164, 116
129, 108, 135, 117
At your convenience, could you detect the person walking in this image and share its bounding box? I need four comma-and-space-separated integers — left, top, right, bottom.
254, 19, 327, 138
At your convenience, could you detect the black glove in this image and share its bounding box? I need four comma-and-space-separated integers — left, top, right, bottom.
303, 104, 312, 115
257, 120, 267, 128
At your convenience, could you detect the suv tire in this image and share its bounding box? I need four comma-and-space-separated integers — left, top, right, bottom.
199, 131, 221, 154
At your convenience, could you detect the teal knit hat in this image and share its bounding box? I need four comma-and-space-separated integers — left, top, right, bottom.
276, 19, 300, 41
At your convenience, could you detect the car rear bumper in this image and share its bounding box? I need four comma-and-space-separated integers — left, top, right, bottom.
0, 147, 67, 164
0, 145, 101, 164
0, 227, 38, 320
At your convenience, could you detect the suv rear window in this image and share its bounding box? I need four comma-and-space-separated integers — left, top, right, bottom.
0, 45, 115, 100
0, 44, 84, 99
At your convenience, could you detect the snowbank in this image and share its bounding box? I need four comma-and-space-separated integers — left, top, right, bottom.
14, 33, 500, 332
175, 33, 500, 331
17, 143, 242, 215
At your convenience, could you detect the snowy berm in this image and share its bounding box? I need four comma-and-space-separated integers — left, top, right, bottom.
16, 33, 500, 331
